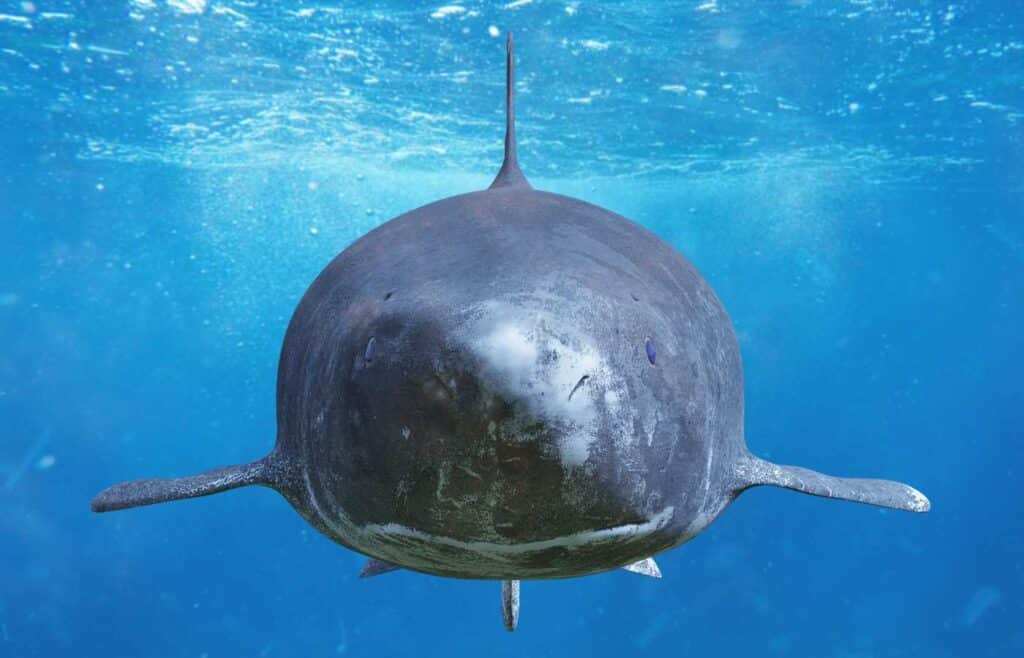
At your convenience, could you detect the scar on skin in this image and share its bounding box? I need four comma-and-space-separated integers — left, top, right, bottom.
568, 375, 590, 401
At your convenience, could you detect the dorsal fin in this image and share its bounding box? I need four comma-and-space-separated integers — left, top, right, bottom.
489, 32, 531, 190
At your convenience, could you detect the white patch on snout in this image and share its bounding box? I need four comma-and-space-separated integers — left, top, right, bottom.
469, 303, 626, 467
486, 324, 539, 374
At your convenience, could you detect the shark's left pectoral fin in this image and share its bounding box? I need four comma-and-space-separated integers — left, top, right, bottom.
622, 558, 662, 578
735, 455, 930, 513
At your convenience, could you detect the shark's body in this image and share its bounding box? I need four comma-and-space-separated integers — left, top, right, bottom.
93, 35, 928, 631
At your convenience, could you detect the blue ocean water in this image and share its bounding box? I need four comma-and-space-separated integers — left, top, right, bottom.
2, 1, 1022, 656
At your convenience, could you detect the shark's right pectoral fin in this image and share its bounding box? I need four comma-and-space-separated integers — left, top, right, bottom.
735, 455, 930, 513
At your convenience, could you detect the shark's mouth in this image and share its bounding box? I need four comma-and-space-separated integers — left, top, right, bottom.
360, 505, 675, 555
334, 505, 677, 579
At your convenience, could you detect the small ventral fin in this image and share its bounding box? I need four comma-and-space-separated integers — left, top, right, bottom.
359, 558, 401, 578
622, 557, 662, 578
501, 580, 520, 631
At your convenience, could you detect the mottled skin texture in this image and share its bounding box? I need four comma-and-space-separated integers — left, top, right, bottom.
268, 185, 745, 579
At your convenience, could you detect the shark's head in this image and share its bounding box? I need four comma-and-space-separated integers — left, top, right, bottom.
273, 179, 745, 579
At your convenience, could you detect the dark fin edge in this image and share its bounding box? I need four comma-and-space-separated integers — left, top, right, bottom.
735, 455, 930, 513
91, 456, 275, 513
489, 32, 531, 190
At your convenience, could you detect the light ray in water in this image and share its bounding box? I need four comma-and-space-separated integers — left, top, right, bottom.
3, 428, 52, 492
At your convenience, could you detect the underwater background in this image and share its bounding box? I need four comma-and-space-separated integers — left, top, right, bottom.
2, 1, 1022, 656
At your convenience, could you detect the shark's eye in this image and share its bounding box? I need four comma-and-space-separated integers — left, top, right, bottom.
645, 338, 656, 365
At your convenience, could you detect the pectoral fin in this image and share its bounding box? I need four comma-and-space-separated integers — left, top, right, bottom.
735, 455, 930, 513
91, 457, 276, 512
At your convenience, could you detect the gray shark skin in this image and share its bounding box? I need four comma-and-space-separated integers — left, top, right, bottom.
92, 34, 929, 628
